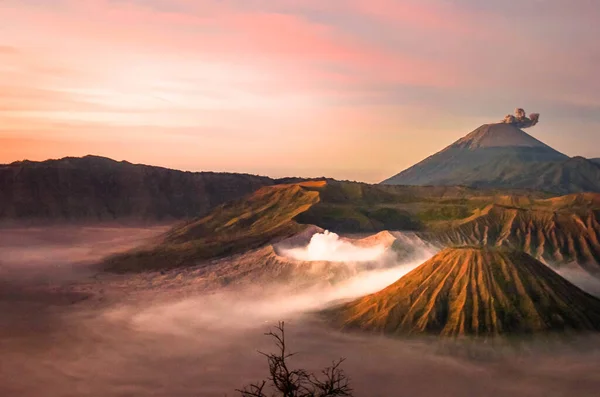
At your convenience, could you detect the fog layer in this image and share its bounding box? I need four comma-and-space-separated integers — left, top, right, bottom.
2, 226, 600, 397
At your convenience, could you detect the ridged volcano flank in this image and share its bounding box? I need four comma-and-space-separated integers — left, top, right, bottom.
422, 201, 600, 275
325, 247, 600, 337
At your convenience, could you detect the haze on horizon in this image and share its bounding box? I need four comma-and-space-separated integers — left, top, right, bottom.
1, 0, 599, 182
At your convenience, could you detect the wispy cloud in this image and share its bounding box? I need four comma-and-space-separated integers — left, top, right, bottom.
1, 0, 599, 179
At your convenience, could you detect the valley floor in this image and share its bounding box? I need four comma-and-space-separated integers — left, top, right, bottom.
2, 225, 600, 397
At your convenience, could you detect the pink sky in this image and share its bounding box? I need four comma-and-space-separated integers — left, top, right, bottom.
1, 0, 599, 182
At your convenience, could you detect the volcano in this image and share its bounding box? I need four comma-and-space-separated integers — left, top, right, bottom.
382, 122, 600, 194
324, 247, 600, 336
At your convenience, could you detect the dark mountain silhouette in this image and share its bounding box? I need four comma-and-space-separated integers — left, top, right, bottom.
382, 123, 600, 194
324, 247, 600, 336
0, 155, 274, 222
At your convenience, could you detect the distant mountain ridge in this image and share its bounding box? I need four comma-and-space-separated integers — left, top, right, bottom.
0, 155, 275, 222
382, 123, 600, 194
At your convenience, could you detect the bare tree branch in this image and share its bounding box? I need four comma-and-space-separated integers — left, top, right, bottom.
237, 322, 353, 397
237, 380, 268, 397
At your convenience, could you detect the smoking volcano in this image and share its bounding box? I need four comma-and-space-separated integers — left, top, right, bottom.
382, 108, 600, 194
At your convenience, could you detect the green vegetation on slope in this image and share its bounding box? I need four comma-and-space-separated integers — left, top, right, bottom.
295, 204, 422, 232
296, 180, 548, 232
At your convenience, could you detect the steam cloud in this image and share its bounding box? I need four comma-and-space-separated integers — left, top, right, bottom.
282, 230, 387, 262
501, 107, 540, 128
122, 231, 439, 336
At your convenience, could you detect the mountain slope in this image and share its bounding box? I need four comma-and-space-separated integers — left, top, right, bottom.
512, 157, 600, 193
102, 180, 501, 272
103, 182, 323, 272
103, 179, 600, 273
382, 123, 600, 194
452, 123, 559, 150
325, 247, 600, 336
294, 180, 551, 233
421, 195, 600, 275
0, 155, 274, 222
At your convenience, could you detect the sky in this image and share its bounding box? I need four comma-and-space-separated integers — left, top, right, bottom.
1, 0, 599, 182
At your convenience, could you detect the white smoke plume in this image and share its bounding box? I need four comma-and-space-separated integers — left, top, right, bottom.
281, 230, 387, 262
116, 231, 439, 336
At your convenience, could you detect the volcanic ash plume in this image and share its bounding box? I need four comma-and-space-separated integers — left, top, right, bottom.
501, 107, 540, 128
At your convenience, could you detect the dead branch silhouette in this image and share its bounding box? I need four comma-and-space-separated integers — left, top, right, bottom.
237, 322, 353, 397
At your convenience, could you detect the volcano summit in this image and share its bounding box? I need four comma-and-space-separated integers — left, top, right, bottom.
383, 109, 600, 194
